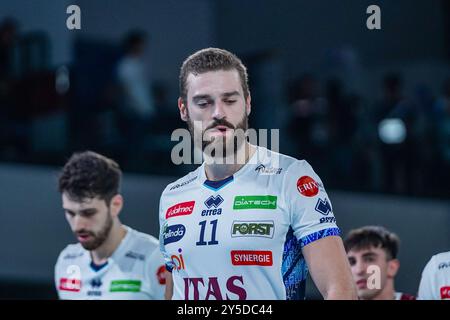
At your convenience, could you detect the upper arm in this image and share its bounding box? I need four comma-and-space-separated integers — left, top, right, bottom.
302, 236, 357, 300
164, 271, 173, 300
283, 160, 339, 242
145, 247, 167, 300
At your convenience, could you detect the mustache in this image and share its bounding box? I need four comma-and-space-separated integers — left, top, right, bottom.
205, 119, 235, 131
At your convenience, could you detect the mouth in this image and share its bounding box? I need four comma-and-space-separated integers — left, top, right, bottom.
211, 125, 232, 133
76, 233, 92, 242
356, 279, 368, 289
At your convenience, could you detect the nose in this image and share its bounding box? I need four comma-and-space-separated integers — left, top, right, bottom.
353, 260, 367, 276
212, 101, 226, 121
72, 215, 87, 232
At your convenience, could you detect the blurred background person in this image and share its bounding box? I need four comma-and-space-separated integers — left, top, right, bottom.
55, 151, 166, 299
417, 250, 450, 300
344, 226, 415, 300
116, 30, 155, 161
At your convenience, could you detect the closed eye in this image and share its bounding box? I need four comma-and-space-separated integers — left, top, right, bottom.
224, 100, 237, 105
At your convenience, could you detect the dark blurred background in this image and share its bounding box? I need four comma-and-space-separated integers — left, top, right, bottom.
0, 0, 449, 299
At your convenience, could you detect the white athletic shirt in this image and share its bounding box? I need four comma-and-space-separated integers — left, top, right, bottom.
159, 146, 341, 300
418, 251, 450, 300
55, 226, 166, 300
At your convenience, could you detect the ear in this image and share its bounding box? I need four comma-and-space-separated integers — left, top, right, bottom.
109, 194, 123, 218
245, 94, 251, 116
387, 259, 400, 278
178, 97, 188, 122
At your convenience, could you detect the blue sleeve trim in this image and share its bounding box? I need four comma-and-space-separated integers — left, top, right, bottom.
165, 263, 173, 273
300, 227, 341, 248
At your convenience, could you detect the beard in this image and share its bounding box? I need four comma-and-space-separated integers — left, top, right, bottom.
76, 211, 113, 251
186, 111, 249, 159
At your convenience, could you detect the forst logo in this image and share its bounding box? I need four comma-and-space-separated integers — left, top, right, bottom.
166, 201, 195, 219
163, 224, 186, 245
297, 176, 320, 197
231, 221, 275, 238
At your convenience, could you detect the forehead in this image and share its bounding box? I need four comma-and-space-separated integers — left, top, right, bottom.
348, 246, 386, 258
186, 69, 242, 98
62, 193, 105, 211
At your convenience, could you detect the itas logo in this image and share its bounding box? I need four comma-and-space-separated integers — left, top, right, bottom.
233, 195, 277, 210
171, 248, 186, 272
231, 250, 273, 266
297, 176, 321, 197
231, 221, 275, 238
59, 278, 82, 292
440, 286, 450, 299
255, 164, 282, 175
163, 224, 186, 245
183, 276, 247, 300
166, 201, 195, 219
156, 265, 167, 285
315, 198, 332, 216
202, 195, 224, 216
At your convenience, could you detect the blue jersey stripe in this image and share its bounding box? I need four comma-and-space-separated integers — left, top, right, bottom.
300, 228, 341, 248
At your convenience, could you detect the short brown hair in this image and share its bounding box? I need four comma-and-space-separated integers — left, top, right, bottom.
179, 47, 250, 102
58, 151, 121, 205
344, 226, 400, 260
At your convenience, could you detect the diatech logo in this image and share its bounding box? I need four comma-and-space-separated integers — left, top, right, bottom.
233, 195, 277, 210
163, 224, 186, 245
231, 221, 275, 238
166, 201, 195, 219
109, 280, 141, 292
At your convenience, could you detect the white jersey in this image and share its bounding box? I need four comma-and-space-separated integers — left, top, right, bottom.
159, 146, 340, 300
55, 226, 166, 300
418, 251, 450, 300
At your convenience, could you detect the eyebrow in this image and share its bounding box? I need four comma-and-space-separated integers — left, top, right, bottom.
361, 252, 378, 258
192, 91, 240, 101
63, 208, 97, 214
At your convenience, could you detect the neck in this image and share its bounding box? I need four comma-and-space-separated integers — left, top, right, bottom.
371, 280, 396, 300
90, 221, 127, 265
204, 142, 256, 181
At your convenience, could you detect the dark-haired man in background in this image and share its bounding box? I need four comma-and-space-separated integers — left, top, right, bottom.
344, 225, 415, 300
55, 151, 166, 299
